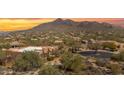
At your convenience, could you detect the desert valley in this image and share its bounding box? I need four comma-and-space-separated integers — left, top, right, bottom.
0, 18, 124, 75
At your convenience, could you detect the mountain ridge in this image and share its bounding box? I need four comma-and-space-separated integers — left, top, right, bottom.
1, 18, 124, 33
28, 18, 123, 32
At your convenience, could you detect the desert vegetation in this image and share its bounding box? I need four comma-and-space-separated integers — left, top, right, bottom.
0, 18, 124, 75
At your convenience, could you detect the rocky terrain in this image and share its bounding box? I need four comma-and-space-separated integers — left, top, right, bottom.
0, 19, 124, 75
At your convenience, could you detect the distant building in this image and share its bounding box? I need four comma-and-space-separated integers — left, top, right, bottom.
54, 40, 63, 44
31, 38, 38, 41
18, 46, 43, 52
81, 40, 88, 44
4, 46, 58, 54
10, 41, 20, 48
88, 39, 96, 44
42, 46, 58, 54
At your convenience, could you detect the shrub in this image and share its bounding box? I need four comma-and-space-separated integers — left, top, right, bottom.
88, 43, 101, 51
0, 50, 6, 59
13, 51, 43, 72
110, 63, 122, 74
102, 42, 117, 51
38, 65, 61, 75
0, 43, 10, 49
0, 50, 7, 65
95, 59, 106, 67
61, 52, 84, 72
111, 51, 124, 61
47, 55, 55, 61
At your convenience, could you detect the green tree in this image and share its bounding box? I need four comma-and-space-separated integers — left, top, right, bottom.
61, 52, 84, 73
13, 51, 43, 72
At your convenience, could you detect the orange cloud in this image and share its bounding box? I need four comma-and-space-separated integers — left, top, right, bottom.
0, 18, 53, 31
69, 18, 124, 22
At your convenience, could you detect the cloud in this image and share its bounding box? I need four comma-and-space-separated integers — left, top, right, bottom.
0, 18, 53, 31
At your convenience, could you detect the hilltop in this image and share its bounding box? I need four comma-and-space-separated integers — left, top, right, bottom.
7, 18, 123, 33
32, 18, 123, 32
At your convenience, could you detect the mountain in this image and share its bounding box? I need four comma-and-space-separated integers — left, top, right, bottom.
12, 18, 124, 33
30, 18, 77, 32
107, 19, 124, 28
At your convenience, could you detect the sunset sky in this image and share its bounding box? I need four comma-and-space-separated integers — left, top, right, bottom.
0, 18, 124, 31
